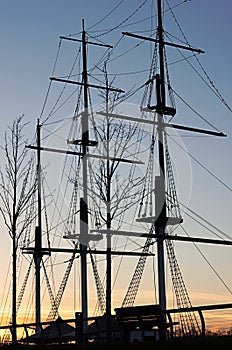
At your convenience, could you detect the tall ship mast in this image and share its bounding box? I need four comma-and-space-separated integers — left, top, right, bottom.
1, 0, 232, 344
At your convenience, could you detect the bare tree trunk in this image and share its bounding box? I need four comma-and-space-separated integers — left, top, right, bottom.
12, 221, 17, 344
0, 115, 37, 345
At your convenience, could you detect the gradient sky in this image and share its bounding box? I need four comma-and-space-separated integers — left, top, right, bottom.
0, 0, 232, 334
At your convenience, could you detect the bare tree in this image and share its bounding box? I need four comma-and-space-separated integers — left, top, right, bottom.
87, 67, 145, 344
91, 66, 145, 231
0, 115, 37, 344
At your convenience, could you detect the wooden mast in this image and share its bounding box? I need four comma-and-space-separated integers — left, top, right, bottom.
34, 120, 42, 332
155, 0, 167, 334
79, 18, 89, 330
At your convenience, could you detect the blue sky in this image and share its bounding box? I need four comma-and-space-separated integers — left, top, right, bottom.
0, 0, 231, 126
0, 0, 232, 331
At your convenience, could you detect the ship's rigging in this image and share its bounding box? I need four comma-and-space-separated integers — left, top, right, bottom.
0, 0, 232, 343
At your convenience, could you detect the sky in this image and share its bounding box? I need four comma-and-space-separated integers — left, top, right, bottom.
0, 0, 232, 336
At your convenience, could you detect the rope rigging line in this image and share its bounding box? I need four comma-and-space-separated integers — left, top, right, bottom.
193, 54, 232, 113
88, 164, 102, 229
42, 259, 59, 321
138, 127, 157, 218
164, 46, 176, 112
88, 49, 113, 77
165, 0, 232, 113
46, 242, 79, 322
167, 132, 232, 193
89, 249, 106, 315
6, 0, 229, 336
16, 157, 37, 250
107, 31, 156, 64
183, 211, 226, 241
169, 83, 223, 132
89, 124, 145, 221
86, 0, 190, 34
86, 32, 116, 48
92, 0, 150, 39
39, 121, 83, 249
87, 0, 126, 31
39, 116, 75, 129
166, 237, 202, 336
41, 173, 52, 251
110, 167, 150, 295
39, 180, 68, 248
174, 45, 232, 114
16, 259, 33, 316
179, 201, 232, 241
21, 273, 35, 325
65, 159, 81, 236
109, 119, 155, 297
0, 259, 11, 326
147, 36, 159, 106
112, 128, 147, 227
180, 225, 232, 295
164, 132, 181, 219
87, 90, 99, 144
42, 87, 81, 128
2, 257, 34, 340
39, 39, 63, 123
41, 44, 81, 126
145, 110, 201, 335
87, 96, 149, 305
91, 67, 150, 77
121, 222, 155, 308
39, 38, 63, 124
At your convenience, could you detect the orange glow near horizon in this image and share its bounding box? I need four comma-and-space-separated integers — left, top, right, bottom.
0, 288, 231, 342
